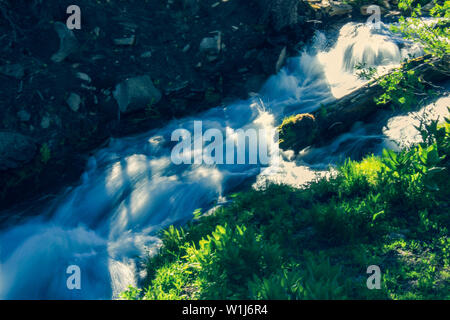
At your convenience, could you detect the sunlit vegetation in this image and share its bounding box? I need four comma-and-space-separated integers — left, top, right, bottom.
394, 0, 450, 59
122, 112, 450, 300
355, 1, 449, 110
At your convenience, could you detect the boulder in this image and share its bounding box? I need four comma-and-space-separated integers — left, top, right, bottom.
66, 93, 82, 112
0, 132, 36, 170
278, 114, 318, 152
199, 33, 221, 56
113, 75, 162, 114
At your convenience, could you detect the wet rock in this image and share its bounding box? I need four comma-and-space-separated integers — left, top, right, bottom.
0, 132, 36, 170
66, 93, 82, 112
51, 22, 79, 63
113, 75, 162, 114
0, 64, 25, 79
17, 110, 31, 122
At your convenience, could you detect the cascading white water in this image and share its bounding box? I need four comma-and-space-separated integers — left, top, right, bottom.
0, 22, 442, 299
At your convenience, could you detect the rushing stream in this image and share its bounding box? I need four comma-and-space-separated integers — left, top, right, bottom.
0, 22, 448, 299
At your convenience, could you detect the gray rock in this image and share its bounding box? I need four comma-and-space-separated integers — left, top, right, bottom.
41, 116, 51, 129
17, 110, 31, 122
51, 22, 79, 63
76, 72, 92, 83
67, 93, 82, 112
199, 33, 221, 56
113, 75, 162, 114
0, 64, 25, 79
0, 132, 36, 170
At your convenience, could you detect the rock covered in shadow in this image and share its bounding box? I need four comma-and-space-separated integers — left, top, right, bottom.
51, 22, 79, 63
113, 75, 162, 114
0, 132, 36, 170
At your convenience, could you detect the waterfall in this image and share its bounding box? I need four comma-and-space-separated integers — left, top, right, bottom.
0, 22, 442, 299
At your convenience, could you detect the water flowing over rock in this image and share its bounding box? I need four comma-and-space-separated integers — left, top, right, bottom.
1, 22, 445, 299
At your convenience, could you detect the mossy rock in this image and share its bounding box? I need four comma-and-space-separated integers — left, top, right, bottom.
278, 113, 318, 152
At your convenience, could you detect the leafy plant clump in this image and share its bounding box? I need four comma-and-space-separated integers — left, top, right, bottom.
393, 0, 450, 60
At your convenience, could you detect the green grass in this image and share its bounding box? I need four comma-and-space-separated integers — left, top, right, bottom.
121, 111, 450, 300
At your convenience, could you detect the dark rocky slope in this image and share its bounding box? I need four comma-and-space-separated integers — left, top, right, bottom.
0, 0, 372, 209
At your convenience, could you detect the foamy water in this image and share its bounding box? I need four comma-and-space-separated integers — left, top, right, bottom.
0, 22, 444, 299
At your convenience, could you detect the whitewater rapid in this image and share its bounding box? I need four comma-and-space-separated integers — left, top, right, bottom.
0, 22, 444, 299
